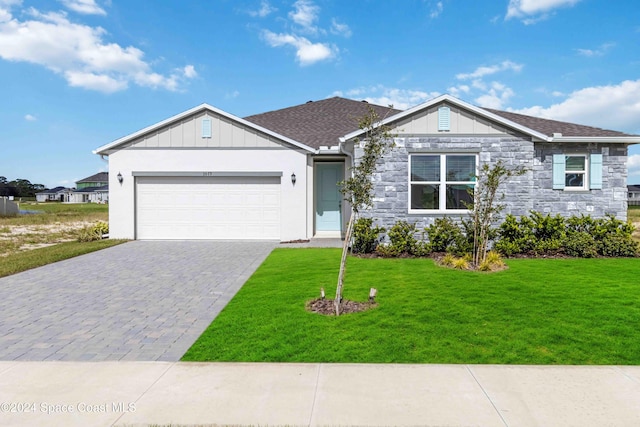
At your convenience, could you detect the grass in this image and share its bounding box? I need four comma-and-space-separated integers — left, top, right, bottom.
0, 239, 126, 278
0, 202, 108, 226
182, 248, 640, 365
0, 202, 109, 256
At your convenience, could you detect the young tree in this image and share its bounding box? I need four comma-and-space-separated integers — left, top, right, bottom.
466, 160, 526, 266
335, 107, 395, 315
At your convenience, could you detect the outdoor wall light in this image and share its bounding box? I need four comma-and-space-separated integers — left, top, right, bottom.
117, 172, 123, 184
291, 172, 296, 185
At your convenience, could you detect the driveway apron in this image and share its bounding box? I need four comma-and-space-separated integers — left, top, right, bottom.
0, 241, 276, 361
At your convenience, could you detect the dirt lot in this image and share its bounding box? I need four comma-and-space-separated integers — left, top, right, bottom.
0, 202, 108, 256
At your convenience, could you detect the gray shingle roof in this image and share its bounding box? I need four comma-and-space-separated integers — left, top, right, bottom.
77, 172, 109, 184
245, 97, 401, 149
245, 97, 635, 149
485, 108, 634, 138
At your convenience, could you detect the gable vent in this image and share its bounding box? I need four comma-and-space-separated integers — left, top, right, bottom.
438, 106, 450, 131
202, 117, 212, 138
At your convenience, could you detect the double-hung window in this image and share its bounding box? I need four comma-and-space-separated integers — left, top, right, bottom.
409, 154, 477, 212
564, 155, 587, 190
553, 153, 602, 191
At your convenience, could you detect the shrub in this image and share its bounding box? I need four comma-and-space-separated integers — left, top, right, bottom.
495, 214, 536, 256
352, 217, 385, 254
426, 217, 471, 255
452, 257, 469, 270
600, 232, 639, 257
77, 221, 108, 242
564, 231, 598, 258
386, 220, 419, 255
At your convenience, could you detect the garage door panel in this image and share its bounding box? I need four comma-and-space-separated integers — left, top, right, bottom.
136, 176, 281, 240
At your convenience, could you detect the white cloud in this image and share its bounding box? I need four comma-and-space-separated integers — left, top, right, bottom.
288, 0, 319, 34
429, 1, 443, 19
506, 0, 582, 23
511, 80, 640, 134
330, 18, 351, 37
576, 42, 615, 57
248, 0, 275, 18
182, 64, 197, 78
332, 85, 440, 110
474, 82, 515, 109
59, 0, 106, 16
225, 90, 240, 99
262, 30, 335, 65
0, 4, 193, 93
24, 113, 36, 121
456, 60, 523, 80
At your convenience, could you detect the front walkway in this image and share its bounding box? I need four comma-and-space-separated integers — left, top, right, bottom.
0, 362, 639, 426
0, 241, 276, 361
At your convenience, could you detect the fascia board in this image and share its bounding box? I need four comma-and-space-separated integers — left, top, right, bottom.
549, 136, 640, 144
94, 103, 317, 155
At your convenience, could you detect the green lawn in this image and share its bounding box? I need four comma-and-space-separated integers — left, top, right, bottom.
0, 239, 126, 278
183, 248, 640, 365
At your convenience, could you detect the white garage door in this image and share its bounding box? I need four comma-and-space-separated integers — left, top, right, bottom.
136, 176, 281, 240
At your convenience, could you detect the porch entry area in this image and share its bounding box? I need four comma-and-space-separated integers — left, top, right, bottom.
315, 162, 343, 237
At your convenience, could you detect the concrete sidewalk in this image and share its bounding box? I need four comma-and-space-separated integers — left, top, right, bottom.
1, 362, 639, 426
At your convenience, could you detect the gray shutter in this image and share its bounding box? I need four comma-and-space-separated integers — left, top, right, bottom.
590, 154, 603, 189
552, 154, 565, 189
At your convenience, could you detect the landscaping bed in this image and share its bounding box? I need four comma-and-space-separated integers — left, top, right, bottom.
183, 248, 640, 365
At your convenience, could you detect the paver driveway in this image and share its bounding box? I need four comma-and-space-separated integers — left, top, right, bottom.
0, 241, 276, 361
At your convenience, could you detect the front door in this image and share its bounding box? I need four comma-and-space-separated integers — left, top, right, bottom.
315, 163, 343, 233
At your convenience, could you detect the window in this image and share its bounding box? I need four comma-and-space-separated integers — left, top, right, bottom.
565, 155, 587, 190
552, 153, 602, 191
409, 154, 476, 212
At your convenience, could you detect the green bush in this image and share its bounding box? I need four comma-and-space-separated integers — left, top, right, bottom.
386, 220, 419, 255
425, 217, 471, 255
352, 217, 385, 254
497, 212, 638, 258
600, 232, 639, 257
77, 221, 109, 242
564, 231, 598, 258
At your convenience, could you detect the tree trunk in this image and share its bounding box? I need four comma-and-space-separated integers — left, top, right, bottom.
335, 212, 355, 316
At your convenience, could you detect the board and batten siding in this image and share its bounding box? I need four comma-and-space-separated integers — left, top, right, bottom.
127, 112, 284, 149
392, 103, 511, 135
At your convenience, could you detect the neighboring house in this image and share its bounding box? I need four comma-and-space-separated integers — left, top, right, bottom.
36, 186, 71, 202
629, 185, 640, 206
94, 95, 640, 241
69, 172, 109, 203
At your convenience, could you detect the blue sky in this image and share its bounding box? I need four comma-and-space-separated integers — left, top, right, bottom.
1, 0, 639, 187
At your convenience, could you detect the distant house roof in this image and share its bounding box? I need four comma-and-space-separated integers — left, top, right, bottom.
628, 185, 640, 192
244, 97, 402, 149
37, 186, 68, 195
77, 172, 109, 184
74, 185, 109, 193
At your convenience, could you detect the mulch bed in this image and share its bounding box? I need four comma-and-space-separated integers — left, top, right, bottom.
306, 298, 377, 316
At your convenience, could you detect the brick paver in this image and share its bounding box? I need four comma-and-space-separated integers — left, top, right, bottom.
0, 241, 276, 361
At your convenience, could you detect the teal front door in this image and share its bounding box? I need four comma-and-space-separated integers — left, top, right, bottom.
316, 163, 343, 232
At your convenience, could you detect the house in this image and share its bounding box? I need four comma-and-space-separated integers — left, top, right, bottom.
629, 185, 640, 206
36, 186, 71, 202
68, 172, 109, 203
94, 95, 640, 241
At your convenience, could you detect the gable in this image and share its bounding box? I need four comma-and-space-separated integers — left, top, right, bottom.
126, 111, 289, 150
391, 102, 513, 136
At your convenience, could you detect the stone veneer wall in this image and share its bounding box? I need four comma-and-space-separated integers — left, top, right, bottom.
355, 136, 628, 233
532, 143, 628, 220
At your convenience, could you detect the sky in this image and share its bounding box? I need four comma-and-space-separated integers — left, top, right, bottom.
1, 0, 639, 188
